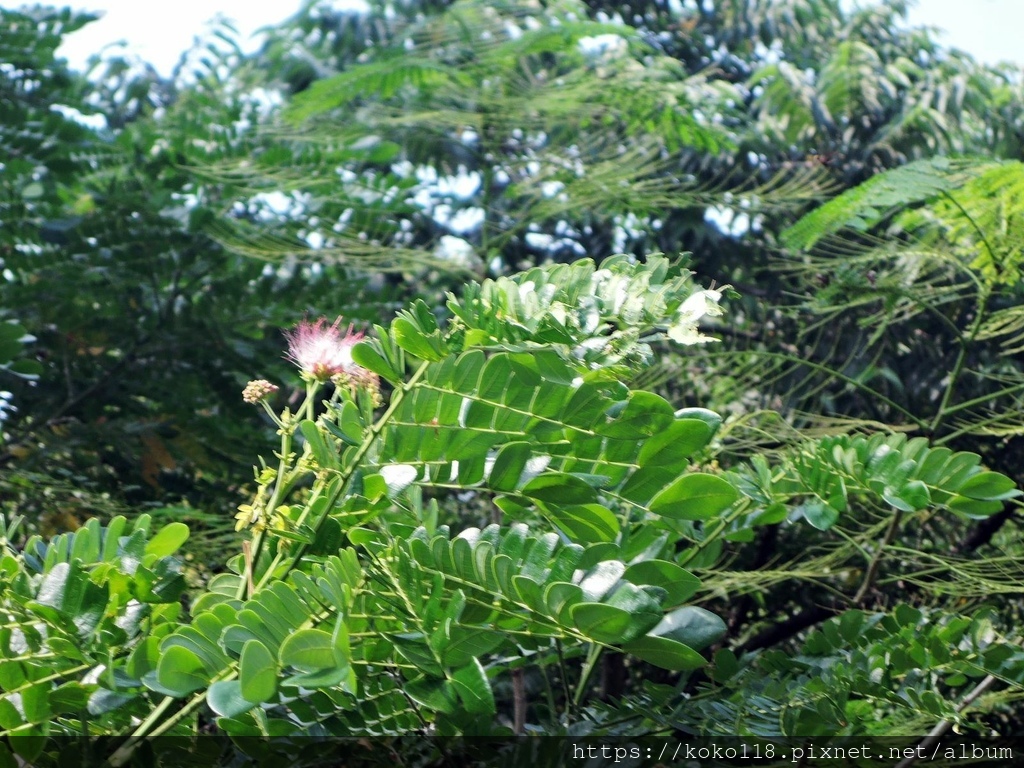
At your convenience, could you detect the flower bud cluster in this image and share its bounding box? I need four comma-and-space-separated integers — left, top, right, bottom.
242, 379, 279, 404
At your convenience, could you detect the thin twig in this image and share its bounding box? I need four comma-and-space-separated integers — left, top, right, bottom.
895, 675, 997, 768
853, 510, 903, 605
512, 667, 526, 734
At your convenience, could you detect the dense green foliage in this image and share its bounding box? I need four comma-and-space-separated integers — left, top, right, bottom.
3, 0, 1024, 763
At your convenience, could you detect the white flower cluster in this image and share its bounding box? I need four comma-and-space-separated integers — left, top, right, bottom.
667, 288, 724, 345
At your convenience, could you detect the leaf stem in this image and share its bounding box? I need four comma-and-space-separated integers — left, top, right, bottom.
929, 287, 990, 435
935, 380, 1024, 420
3, 663, 91, 695
111, 669, 237, 765
573, 643, 603, 708
895, 674, 997, 768
239, 381, 322, 599
677, 503, 749, 569
555, 639, 574, 720
254, 360, 431, 591
108, 695, 175, 766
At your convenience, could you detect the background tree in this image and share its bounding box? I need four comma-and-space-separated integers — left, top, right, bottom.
204, 0, 836, 279
0, 7, 399, 543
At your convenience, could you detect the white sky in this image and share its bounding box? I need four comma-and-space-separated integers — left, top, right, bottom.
44, 0, 1024, 75
54, 1, 301, 74
901, 0, 1024, 67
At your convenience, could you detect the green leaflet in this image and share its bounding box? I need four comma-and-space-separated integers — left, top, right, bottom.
157, 646, 208, 696
958, 471, 1019, 501
144, 523, 190, 558
622, 561, 701, 606
541, 503, 620, 544
617, 607, 725, 673
649, 607, 727, 650
239, 640, 277, 703
649, 474, 738, 520
572, 597, 660, 645
620, 636, 706, 671
351, 341, 401, 383
300, 420, 338, 470
488, 442, 532, 492
208, 680, 256, 719
448, 659, 495, 715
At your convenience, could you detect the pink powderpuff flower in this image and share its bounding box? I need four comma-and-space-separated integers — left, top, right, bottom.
285, 317, 369, 383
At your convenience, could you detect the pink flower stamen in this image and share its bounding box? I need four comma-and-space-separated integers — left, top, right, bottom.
285, 317, 367, 382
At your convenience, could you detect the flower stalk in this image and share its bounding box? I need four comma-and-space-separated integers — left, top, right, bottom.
237, 317, 381, 590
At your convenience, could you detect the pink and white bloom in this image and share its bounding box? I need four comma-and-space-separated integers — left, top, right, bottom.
285, 317, 370, 383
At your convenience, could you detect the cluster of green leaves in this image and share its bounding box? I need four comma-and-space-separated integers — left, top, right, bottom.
144, 523, 724, 735
5, 0, 1024, 755
745, 155, 1024, 463
731, 432, 1021, 532
2, 251, 1020, 758
133, 257, 738, 734
0, 515, 188, 761
671, 151, 1024, 743
781, 606, 1024, 734
0, 7, 86, 424
591, 605, 1024, 739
